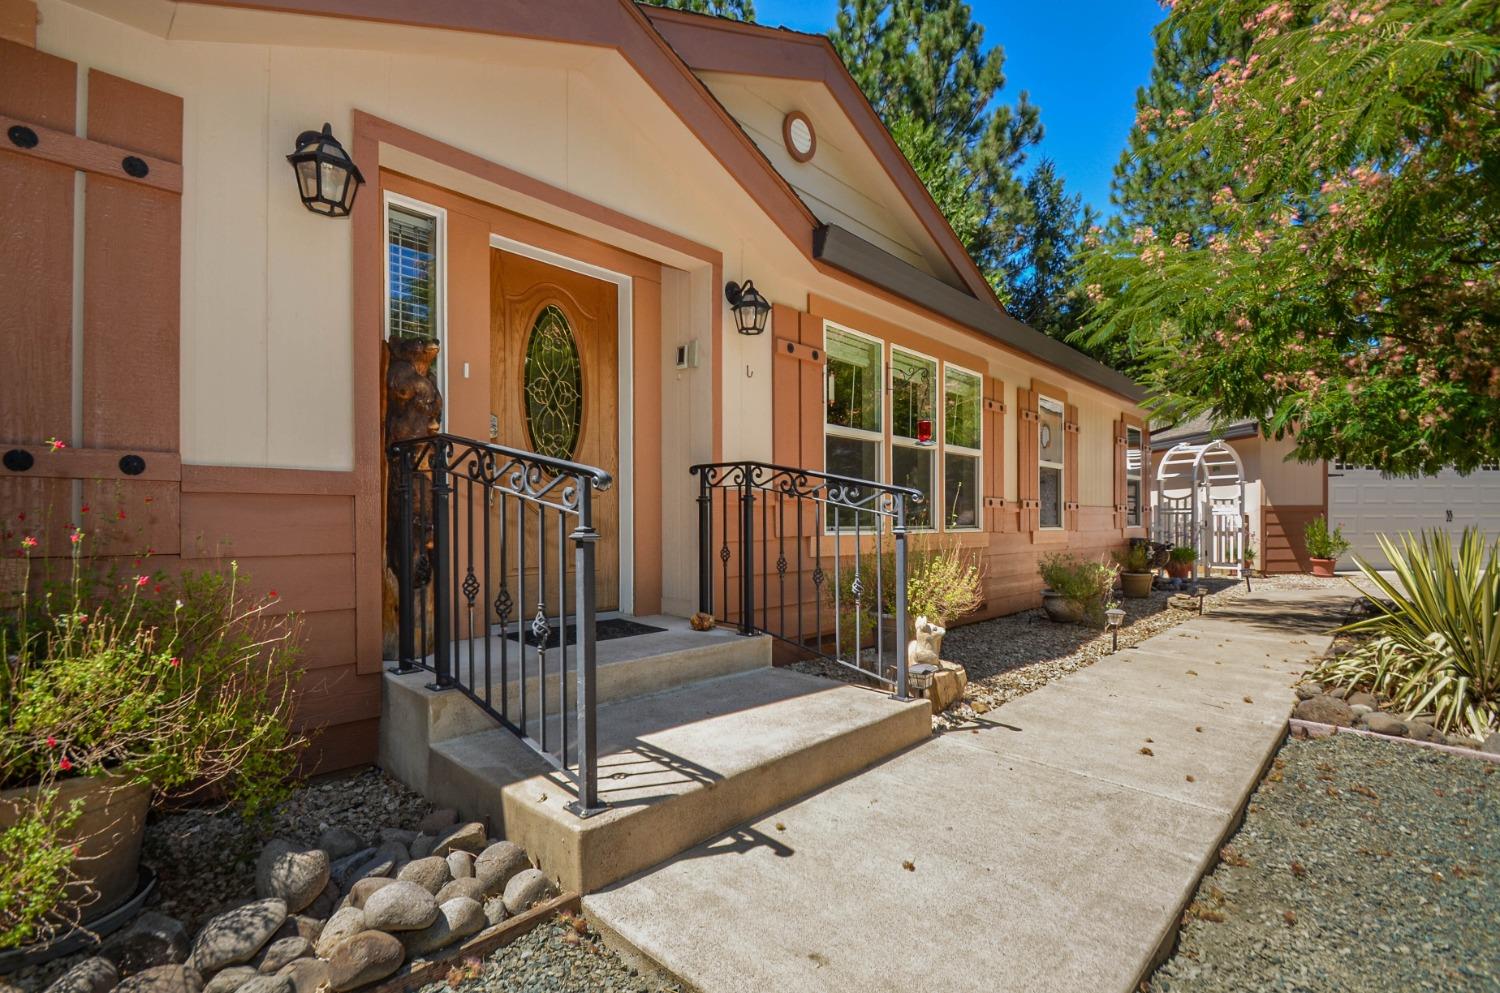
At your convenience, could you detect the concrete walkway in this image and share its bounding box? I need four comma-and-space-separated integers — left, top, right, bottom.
584, 584, 1359, 993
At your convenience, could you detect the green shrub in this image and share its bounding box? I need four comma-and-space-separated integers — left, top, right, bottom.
1313, 528, 1499, 740
1304, 516, 1350, 560
0, 791, 83, 949
1038, 553, 1118, 625
1168, 545, 1197, 564
827, 538, 983, 646
1112, 543, 1154, 573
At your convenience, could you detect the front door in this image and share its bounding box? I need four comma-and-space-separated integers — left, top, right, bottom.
490, 249, 620, 611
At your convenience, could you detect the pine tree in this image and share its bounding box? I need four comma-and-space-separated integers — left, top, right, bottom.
831, 0, 1042, 297
640, 0, 755, 21
1009, 160, 1095, 341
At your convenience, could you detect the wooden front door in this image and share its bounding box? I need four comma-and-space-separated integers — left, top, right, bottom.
490, 250, 619, 611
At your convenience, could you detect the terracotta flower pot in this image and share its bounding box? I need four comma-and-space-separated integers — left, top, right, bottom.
1166, 561, 1192, 580
1120, 571, 1154, 599
1041, 591, 1087, 624
0, 774, 151, 927
1310, 557, 1336, 578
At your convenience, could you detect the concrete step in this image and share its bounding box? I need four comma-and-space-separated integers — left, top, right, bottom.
426, 667, 932, 893
380, 618, 771, 792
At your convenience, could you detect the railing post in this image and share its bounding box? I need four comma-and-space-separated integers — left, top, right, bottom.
697, 469, 713, 616
568, 483, 602, 817
739, 475, 756, 635
428, 443, 453, 691
391, 449, 418, 674
892, 496, 909, 702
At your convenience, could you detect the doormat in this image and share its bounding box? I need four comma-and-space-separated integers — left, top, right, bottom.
507, 617, 666, 650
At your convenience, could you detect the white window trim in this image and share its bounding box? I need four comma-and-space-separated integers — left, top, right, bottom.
943, 362, 984, 532
890, 345, 939, 532
823, 321, 886, 476
1125, 424, 1144, 527
383, 191, 448, 429
1038, 395, 1065, 531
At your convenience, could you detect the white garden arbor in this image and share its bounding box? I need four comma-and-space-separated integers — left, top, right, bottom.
1153, 440, 1248, 579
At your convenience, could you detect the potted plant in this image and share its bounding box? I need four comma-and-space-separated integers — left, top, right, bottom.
1111, 543, 1155, 599
1241, 545, 1257, 576
1037, 553, 1119, 626
1303, 516, 1350, 577
1166, 545, 1196, 579
1, 517, 303, 951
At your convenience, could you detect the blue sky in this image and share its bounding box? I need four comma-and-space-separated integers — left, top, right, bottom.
752, 0, 1166, 217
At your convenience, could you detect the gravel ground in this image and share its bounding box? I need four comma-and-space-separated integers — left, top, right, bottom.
1149, 732, 1499, 993
11, 768, 431, 992
414, 913, 681, 993
791, 573, 1342, 729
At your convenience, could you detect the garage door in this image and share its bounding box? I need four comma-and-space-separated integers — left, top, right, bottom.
1327, 461, 1500, 568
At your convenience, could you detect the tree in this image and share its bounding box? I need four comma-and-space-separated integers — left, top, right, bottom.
1009, 160, 1096, 341
1080, 0, 1500, 475
831, 0, 1042, 298
639, 0, 755, 19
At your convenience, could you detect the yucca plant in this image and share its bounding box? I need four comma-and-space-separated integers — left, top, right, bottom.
1314, 528, 1499, 740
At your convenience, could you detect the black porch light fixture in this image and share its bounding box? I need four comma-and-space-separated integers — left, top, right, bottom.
725, 279, 771, 335
287, 123, 365, 217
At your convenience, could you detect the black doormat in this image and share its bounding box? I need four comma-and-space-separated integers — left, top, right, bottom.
506, 617, 666, 650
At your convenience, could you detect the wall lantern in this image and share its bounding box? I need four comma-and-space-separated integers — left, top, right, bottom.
287, 123, 364, 217
725, 280, 771, 335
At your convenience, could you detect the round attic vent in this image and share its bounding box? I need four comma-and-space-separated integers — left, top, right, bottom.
782, 110, 816, 163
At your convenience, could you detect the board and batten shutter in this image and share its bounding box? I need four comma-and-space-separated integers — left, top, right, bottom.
1113, 418, 1128, 530
769, 304, 827, 474
0, 42, 183, 562
1016, 386, 1039, 532
1064, 403, 1081, 531
983, 377, 1006, 532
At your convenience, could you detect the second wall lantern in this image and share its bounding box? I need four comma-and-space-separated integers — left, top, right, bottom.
725, 279, 771, 336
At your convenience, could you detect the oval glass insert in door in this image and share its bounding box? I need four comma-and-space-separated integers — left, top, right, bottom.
522, 304, 584, 461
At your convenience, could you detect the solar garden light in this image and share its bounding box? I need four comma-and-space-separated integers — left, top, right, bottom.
1194, 587, 1209, 614
1105, 606, 1126, 653
907, 663, 938, 694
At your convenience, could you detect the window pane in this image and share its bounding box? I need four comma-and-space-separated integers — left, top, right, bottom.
523, 305, 583, 461
944, 369, 982, 449
1039, 400, 1064, 464
891, 350, 936, 442
1126, 426, 1143, 479
825, 329, 882, 433
1040, 465, 1062, 528
944, 454, 979, 529
388, 206, 437, 340
1127, 478, 1142, 527
893, 445, 934, 529
827, 434, 880, 483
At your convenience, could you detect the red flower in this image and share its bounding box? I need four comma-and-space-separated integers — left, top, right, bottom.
80, 503, 90, 514
168, 657, 181, 668
45, 437, 66, 452
136, 575, 149, 588
117, 509, 127, 520
269, 589, 279, 599
59, 757, 72, 772
46, 736, 57, 748
154, 584, 163, 594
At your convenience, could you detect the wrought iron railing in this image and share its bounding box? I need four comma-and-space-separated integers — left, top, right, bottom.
690, 461, 921, 699
388, 433, 612, 816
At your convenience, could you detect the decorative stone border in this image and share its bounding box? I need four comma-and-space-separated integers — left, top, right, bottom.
363, 893, 579, 993
1290, 718, 1500, 764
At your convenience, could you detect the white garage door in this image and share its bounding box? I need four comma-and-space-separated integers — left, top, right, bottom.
1327, 461, 1500, 568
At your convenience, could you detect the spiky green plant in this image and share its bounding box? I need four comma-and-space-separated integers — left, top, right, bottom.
1314, 528, 1500, 740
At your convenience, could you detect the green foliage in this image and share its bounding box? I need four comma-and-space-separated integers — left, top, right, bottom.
1009, 160, 1099, 344
1112, 543, 1154, 574
1315, 529, 1500, 739
1303, 516, 1349, 561
829, 538, 983, 645
638, 0, 756, 20
0, 791, 82, 950
1168, 545, 1197, 564
1037, 553, 1119, 622
1080, 0, 1500, 474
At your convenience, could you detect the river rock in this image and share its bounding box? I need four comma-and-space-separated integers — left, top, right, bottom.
329, 848, 376, 890
304, 880, 339, 920
102, 912, 191, 976
345, 877, 396, 910
445, 851, 475, 880
234, 978, 289, 993
326, 932, 404, 992
317, 826, 365, 862
1365, 712, 1408, 737
399, 897, 486, 957
408, 834, 437, 860
473, 841, 529, 895
114, 965, 203, 993
501, 869, 557, 915
275, 960, 330, 993
431, 822, 487, 857
1406, 720, 1445, 744
202, 968, 256, 993
190, 899, 287, 975
44, 957, 119, 993
1481, 733, 1500, 755
417, 808, 458, 834
345, 841, 408, 887
435, 877, 487, 905
255, 841, 330, 914
1293, 694, 1355, 727
255, 938, 311, 976
1345, 690, 1379, 710
362, 880, 438, 932
482, 898, 508, 928
378, 827, 418, 847
271, 916, 323, 945
396, 856, 452, 895
313, 907, 367, 958
1293, 682, 1323, 701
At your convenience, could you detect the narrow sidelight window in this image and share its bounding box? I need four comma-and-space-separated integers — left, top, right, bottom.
1125, 425, 1143, 527
1038, 396, 1065, 529
944, 367, 983, 530
891, 347, 937, 529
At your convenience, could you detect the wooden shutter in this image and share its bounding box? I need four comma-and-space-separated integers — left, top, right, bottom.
1064, 403, 1080, 531
983, 377, 1006, 532
0, 45, 183, 564
1112, 419, 1128, 530
1016, 387, 1039, 532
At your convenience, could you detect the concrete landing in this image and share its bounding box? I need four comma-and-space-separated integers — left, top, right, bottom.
584, 585, 1358, 993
